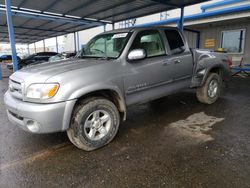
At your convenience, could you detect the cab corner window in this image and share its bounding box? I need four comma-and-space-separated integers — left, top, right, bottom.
130, 30, 165, 58
164, 30, 185, 55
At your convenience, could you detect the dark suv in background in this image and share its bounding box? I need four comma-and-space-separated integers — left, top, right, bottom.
0, 55, 21, 63
7, 52, 58, 69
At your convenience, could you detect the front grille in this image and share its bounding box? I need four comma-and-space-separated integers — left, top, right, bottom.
8, 110, 24, 121
9, 79, 23, 100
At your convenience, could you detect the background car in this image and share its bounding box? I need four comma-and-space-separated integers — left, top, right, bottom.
49, 52, 76, 62
0, 55, 21, 63
7, 52, 58, 70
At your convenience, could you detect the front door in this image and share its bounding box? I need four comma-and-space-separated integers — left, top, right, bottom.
164, 29, 193, 81
124, 30, 176, 105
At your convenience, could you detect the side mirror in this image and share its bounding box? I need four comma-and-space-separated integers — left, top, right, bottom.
127, 49, 146, 61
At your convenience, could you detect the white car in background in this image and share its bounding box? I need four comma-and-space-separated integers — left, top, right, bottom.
49, 52, 76, 62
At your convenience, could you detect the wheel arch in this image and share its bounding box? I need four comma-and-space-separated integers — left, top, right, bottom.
209, 66, 223, 77
200, 65, 224, 86
70, 87, 127, 122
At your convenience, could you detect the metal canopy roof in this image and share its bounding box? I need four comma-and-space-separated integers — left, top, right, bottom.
0, 0, 209, 44
0, 14, 102, 43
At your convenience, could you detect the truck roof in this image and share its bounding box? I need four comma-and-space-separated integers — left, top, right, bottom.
102, 26, 179, 35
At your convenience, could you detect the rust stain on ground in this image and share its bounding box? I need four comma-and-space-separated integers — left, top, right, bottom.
0, 143, 72, 171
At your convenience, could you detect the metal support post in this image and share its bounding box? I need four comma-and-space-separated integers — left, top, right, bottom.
43, 39, 46, 52
0, 13, 2, 80
178, 7, 184, 31
77, 32, 80, 51
5, 0, 18, 72
27, 44, 30, 55
74, 32, 77, 53
56, 36, 58, 53
34, 43, 36, 53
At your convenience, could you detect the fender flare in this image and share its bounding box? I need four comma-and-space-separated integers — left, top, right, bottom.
68, 83, 127, 120
201, 64, 226, 85
192, 64, 225, 87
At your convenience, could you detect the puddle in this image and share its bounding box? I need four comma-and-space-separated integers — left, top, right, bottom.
165, 112, 224, 144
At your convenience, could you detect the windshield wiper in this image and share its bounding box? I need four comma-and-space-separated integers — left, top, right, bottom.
80, 55, 114, 60
79, 55, 94, 59
97, 57, 112, 60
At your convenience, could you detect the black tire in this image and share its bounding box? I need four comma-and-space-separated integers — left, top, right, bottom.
67, 97, 120, 151
196, 73, 222, 104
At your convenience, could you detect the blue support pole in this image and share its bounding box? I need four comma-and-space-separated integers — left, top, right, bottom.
5, 0, 18, 72
0, 9, 2, 80
103, 24, 106, 32
178, 7, 184, 31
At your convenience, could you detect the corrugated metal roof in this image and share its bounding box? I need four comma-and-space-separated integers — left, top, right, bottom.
0, 0, 209, 44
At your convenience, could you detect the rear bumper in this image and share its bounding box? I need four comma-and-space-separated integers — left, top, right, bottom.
4, 91, 76, 133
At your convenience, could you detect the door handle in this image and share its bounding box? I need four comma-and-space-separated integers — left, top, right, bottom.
174, 59, 181, 64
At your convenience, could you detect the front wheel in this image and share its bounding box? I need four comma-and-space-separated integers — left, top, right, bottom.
67, 98, 120, 151
196, 73, 222, 104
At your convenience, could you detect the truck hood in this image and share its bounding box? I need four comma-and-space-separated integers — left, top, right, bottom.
10, 58, 113, 84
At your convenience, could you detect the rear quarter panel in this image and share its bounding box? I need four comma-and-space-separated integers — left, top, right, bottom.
191, 50, 231, 87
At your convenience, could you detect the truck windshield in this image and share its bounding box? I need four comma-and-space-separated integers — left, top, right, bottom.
80, 32, 130, 59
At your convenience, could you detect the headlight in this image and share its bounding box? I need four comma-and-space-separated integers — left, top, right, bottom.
26, 83, 59, 99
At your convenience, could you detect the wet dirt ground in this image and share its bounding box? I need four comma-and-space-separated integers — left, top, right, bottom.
1, 77, 250, 188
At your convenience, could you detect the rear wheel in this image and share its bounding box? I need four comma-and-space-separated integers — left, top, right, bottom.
196, 73, 222, 104
67, 97, 120, 151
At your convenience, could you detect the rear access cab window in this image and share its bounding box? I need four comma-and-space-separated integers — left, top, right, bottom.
130, 30, 166, 58
164, 29, 186, 55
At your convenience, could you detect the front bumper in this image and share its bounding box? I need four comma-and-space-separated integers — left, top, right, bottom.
4, 91, 77, 133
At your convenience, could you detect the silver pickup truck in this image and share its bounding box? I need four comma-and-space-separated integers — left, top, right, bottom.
4, 27, 231, 151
